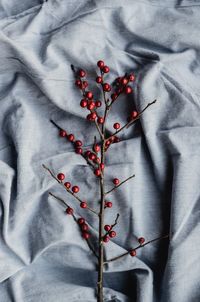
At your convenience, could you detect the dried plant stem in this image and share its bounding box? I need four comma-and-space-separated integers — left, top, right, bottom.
103, 234, 169, 264
42, 164, 98, 216
48, 191, 98, 259
105, 174, 135, 195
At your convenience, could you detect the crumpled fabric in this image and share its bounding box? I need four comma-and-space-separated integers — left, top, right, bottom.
0, 0, 200, 301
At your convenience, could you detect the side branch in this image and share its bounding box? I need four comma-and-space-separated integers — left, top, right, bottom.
105, 174, 135, 195
103, 234, 169, 264
42, 164, 98, 216
49, 191, 98, 259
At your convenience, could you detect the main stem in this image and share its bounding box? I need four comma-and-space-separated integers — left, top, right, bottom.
97, 105, 108, 302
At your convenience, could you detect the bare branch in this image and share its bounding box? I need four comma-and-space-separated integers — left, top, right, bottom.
105, 174, 135, 195
103, 234, 169, 264
42, 164, 98, 216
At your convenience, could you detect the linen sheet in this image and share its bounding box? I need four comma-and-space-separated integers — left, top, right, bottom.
0, 0, 200, 301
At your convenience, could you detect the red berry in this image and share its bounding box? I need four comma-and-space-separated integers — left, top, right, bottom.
89, 153, 96, 161
96, 76, 103, 84
130, 111, 138, 119
80, 99, 88, 108
113, 178, 120, 185
124, 86, 132, 94
78, 69, 86, 78
121, 77, 128, 85
68, 134, 74, 142
103, 83, 111, 92
87, 113, 96, 121
129, 74, 135, 82
109, 231, 116, 238
103, 235, 110, 243
82, 232, 90, 239
95, 100, 102, 107
82, 81, 88, 89
75, 148, 82, 154
85, 91, 93, 99
57, 173, 65, 181
87, 101, 95, 110
93, 144, 100, 153
66, 207, 73, 215
81, 223, 89, 231
95, 157, 101, 164
100, 163, 105, 170
105, 201, 112, 208
130, 249, 137, 257
97, 117, 104, 124
64, 181, 71, 189
80, 201, 87, 208
91, 112, 97, 119
104, 225, 111, 232
111, 93, 117, 101
94, 169, 101, 177
113, 123, 120, 130
75, 79, 81, 87
102, 66, 110, 73
75, 140, 83, 147
72, 186, 79, 193
138, 237, 145, 245
85, 150, 91, 157
97, 60, 104, 69
78, 217, 85, 225
105, 140, 111, 147
59, 129, 67, 137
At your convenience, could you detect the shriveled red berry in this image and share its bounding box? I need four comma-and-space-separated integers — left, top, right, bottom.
66, 207, 73, 215
138, 237, 145, 245
103, 83, 111, 92
111, 93, 117, 101
93, 144, 100, 153
72, 186, 79, 193
121, 77, 128, 85
87, 101, 95, 110
78, 217, 85, 225
103, 235, 110, 243
113, 178, 120, 185
57, 173, 65, 181
80, 99, 88, 108
80, 201, 87, 208
94, 169, 101, 177
105, 140, 111, 147
81, 223, 89, 231
104, 225, 111, 232
59, 129, 67, 137
95, 157, 101, 164
95, 100, 102, 107
124, 86, 133, 94
75, 140, 83, 147
97, 60, 104, 69
100, 163, 105, 170
129, 74, 135, 82
96, 76, 103, 84
105, 201, 112, 208
75, 148, 82, 154
82, 81, 88, 89
130, 249, 137, 257
85, 91, 93, 99
85, 150, 91, 157
130, 111, 138, 119
78, 69, 86, 78
102, 66, 110, 73
64, 182, 71, 189
68, 134, 75, 142
109, 230, 116, 238
97, 117, 104, 124
82, 232, 90, 239
113, 123, 120, 130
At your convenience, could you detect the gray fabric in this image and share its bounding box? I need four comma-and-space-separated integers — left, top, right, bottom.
0, 0, 200, 301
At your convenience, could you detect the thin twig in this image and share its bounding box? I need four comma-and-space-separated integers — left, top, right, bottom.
103, 213, 120, 239
105, 174, 135, 195
42, 164, 98, 216
103, 234, 169, 264
49, 191, 98, 259
105, 100, 157, 142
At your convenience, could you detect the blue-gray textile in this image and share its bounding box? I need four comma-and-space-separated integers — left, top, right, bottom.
0, 0, 200, 301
